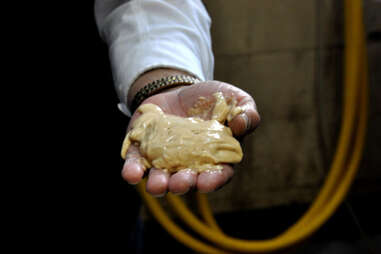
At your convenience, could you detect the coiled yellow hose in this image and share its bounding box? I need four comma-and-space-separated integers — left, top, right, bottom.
135, 0, 369, 252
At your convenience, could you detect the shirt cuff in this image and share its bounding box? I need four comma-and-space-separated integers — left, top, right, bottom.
111, 40, 207, 116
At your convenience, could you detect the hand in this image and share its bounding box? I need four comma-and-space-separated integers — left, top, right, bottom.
122, 80, 260, 196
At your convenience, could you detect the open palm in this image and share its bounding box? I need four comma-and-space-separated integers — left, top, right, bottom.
122, 81, 260, 196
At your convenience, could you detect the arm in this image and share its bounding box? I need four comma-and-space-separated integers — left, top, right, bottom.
95, 0, 260, 196
95, 0, 214, 115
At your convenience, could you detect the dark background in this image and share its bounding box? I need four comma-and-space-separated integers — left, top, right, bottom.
56, 3, 141, 252
17, 1, 141, 252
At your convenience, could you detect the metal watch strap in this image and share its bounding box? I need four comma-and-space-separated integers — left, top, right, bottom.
130, 75, 200, 113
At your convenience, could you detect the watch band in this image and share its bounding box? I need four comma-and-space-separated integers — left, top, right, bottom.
130, 75, 200, 113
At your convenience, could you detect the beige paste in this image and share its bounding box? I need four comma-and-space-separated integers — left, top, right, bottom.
121, 92, 243, 173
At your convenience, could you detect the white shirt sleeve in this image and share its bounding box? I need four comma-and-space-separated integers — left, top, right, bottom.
94, 0, 214, 116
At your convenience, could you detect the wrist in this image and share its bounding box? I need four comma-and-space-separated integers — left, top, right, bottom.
127, 68, 198, 110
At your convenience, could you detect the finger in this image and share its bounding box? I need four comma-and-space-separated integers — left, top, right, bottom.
146, 168, 170, 197
177, 81, 260, 135
229, 104, 261, 136
197, 164, 234, 193
121, 145, 145, 185
168, 169, 197, 195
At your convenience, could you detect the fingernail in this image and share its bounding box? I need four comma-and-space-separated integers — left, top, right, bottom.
241, 113, 250, 130
128, 180, 140, 185
152, 192, 166, 198
172, 191, 187, 196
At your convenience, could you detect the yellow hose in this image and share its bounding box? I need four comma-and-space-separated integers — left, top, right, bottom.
135, 0, 369, 252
